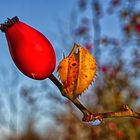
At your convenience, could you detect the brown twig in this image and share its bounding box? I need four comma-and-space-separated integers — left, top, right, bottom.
82, 105, 140, 122
49, 74, 140, 123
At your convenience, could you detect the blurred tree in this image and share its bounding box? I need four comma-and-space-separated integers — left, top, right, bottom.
41, 0, 140, 139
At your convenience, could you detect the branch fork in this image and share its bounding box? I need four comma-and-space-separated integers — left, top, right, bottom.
49, 74, 140, 123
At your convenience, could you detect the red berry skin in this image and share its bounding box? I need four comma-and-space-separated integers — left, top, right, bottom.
5, 21, 56, 80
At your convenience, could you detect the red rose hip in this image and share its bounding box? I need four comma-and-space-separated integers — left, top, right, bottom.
0, 16, 56, 80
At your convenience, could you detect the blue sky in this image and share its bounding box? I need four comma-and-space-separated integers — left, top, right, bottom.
0, 0, 78, 133
0, 0, 76, 72
0, 0, 121, 75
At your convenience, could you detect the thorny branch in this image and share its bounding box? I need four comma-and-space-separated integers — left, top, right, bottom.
49, 74, 140, 123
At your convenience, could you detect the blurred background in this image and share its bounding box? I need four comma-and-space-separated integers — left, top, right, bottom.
0, 0, 140, 139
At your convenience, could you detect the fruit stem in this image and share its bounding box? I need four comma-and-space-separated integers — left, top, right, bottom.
49, 74, 63, 92
0, 16, 19, 32
49, 73, 91, 115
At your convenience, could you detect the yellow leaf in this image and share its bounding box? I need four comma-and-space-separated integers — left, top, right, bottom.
57, 43, 97, 98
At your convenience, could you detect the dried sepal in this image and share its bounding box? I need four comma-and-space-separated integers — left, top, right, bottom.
57, 43, 97, 98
